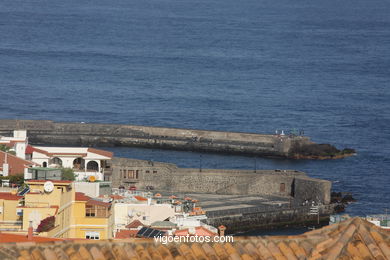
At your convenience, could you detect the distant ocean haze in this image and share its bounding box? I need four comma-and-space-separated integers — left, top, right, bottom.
0, 0, 389, 216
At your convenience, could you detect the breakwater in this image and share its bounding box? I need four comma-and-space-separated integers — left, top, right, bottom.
0, 119, 354, 159
205, 204, 333, 234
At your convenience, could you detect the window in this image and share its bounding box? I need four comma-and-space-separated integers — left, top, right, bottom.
85, 205, 108, 218
126, 170, 136, 179
153, 170, 157, 174
85, 231, 100, 240
16, 209, 23, 216
86, 205, 95, 217
280, 183, 286, 192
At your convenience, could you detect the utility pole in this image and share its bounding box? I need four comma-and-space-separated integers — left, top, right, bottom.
254, 157, 257, 173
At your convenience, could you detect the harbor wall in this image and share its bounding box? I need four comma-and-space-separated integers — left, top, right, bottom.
205, 204, 333, 234
0, 119, 312, 157
111, 157, 332, 205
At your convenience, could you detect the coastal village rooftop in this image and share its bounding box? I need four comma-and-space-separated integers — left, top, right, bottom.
0, 217, 389, 259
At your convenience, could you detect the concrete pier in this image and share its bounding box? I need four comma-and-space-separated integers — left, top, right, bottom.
0, 119, 352, 159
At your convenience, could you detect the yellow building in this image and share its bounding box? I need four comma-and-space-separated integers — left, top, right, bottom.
0, 180, 112, 240
22, 180, 71, 231
0, 192, 23, 231
48, 191, 112, 239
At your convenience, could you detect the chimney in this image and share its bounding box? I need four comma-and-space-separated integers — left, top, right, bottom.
27, 221, 33, 240
2, 153, 9, 177
218, 225, 226, 236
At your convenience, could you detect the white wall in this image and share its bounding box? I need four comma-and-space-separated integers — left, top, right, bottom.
75, 171, 103, 181
13, 130, 27, 139
24, 167, 32, 180
14, 142, 26, 160
74, 182, 100, 197
114, 203, 175, 231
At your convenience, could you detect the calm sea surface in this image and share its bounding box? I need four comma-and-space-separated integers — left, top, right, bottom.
0, 0, 389, 220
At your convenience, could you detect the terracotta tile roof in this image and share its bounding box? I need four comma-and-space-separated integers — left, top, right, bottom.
75, 192, 91, 202
114, 230, 138, 239
25, 145, 34, 154
25, 146, 51, 156
125, 220, 144, 229
134, 195, 148, 201
110, 194, 124, 200
175, 226, 218, 236
86, 199, 111, 207
0, 232, 63, 243
87, 148, 113, 158
0, 150, 37, 176
27, 180, 72, 184
76, 192, 111, 207
0, 218, 389, 259
0, 192, 22, 201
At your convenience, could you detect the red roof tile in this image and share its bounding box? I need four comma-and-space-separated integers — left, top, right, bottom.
0, 151, 36, 176
0, 218, 389, 260
114, 230, 138, 239
0, 192, 22, 201
25, 145, 34, 154
134, 195, 148, 201
0, 233, 63, 243
110, 195, 124, 200
87, 148, 113, 158
86, 199, 111, 207
174, 226, 217, 237
125, 220, 144, 229
75, 192, 91, 201
27, 180, 72, 184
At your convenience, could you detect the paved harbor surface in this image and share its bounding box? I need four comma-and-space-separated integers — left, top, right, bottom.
189, 193, 290, 212
156, 191, 290, 212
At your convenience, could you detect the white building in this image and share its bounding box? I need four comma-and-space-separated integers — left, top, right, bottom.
0, 130, 28, 159
113, 201, 175, 230
74, 181, 112, 198
26, 146, 113, 181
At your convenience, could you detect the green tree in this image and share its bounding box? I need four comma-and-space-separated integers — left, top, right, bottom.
61, 168, 76, 181
9, 174, 24, 186
0, 144, 16, 155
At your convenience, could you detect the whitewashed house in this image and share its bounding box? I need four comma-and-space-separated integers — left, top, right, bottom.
0, 130, 28, 159
26, 146, 113, 181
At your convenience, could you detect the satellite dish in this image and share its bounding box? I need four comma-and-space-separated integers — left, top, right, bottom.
44, 181, 54, 193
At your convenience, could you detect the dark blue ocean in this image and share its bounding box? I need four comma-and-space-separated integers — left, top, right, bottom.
0, 0, 389, 219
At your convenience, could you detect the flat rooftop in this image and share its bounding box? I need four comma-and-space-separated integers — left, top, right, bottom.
153, 191, 290, 215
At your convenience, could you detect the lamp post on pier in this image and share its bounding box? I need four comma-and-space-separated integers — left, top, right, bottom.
254, 157, 257, 173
